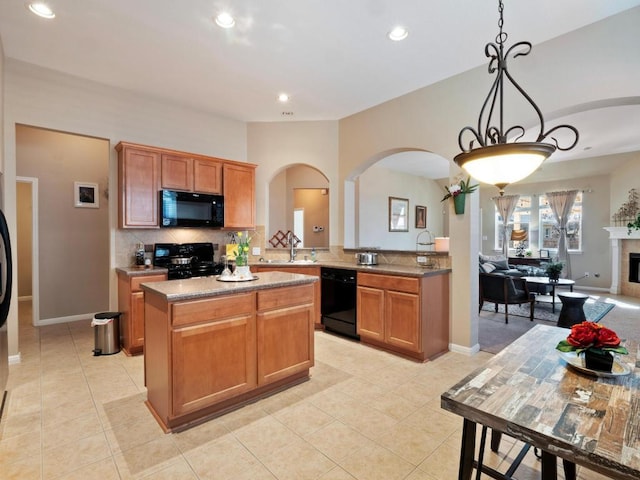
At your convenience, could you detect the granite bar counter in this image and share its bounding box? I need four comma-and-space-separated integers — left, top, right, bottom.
115, 265, 168, 277
251, 260, 451, 278
141, 270, 317, 301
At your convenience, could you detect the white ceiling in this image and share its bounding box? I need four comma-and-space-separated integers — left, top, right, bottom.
1, 0, 639, 182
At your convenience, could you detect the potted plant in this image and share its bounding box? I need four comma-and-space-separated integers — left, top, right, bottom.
441, 176, 479, 214
628, 213, 640, 235
556, 321, 627, 372
544, 261, 564, 282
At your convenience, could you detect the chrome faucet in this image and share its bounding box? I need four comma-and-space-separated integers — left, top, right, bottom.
288, 232, 297, 262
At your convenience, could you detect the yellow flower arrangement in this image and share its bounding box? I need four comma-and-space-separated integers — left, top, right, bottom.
234, 231, 251, 266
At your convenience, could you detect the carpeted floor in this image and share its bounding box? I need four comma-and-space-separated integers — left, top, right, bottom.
479, 296, 618, 354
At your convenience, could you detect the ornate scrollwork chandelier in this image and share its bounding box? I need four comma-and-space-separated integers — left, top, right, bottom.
454, 0, 579, 195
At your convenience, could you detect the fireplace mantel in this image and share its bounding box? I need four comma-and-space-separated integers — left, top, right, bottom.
603, 227, 640, 240
603, 227, 640, 294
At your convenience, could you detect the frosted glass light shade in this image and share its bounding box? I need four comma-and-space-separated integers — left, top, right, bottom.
435, 237, 450, 252
454, 142, 555, 193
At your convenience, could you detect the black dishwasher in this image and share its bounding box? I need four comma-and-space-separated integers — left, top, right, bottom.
321, 268, 358, 339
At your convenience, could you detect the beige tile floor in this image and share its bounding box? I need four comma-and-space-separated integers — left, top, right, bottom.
1, 295, 635, 479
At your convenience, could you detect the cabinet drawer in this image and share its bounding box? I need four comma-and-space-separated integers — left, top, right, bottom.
131, 274, 167, 292
257, 284, 314, 312
172, 293, 254, 327
357, 272, 419, 294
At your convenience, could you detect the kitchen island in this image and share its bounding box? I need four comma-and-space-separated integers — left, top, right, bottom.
141, 271, 317, 432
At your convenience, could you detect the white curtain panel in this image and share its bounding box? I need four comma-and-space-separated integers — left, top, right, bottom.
546, 190, 579, 279
492, 195, 520, 258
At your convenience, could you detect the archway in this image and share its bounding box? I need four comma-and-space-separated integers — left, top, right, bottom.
267, 163, 330, 249
343, 148, 451, 249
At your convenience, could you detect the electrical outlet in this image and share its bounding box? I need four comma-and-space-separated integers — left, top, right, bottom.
252, 247, 260, 256
584, 272, 590, 277
417, 256, 427, 263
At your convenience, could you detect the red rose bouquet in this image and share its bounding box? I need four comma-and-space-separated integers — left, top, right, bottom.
556, 321, 628, 356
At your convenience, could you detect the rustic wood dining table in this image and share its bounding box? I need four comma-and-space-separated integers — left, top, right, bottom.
441, 324, 639, 480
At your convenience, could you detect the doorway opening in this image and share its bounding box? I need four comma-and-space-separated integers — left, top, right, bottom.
16, 177, 39, 326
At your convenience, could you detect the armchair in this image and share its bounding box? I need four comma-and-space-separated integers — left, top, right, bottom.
479, 272, 535, 323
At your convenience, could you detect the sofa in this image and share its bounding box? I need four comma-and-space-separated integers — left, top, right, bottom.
479, 253, 553, 295
479, 254, 524, 277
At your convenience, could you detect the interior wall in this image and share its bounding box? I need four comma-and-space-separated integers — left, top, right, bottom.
478, 173, 612, 289
293, 189, 329, 248
357, 164, 444, 250
338, 9, 640, 351
248, 121, 339, 246
268, 170, 287, 240
3, 60, 247, 355
609, 152, 640, 217
16, 126, 109, 320
286, 165, 328, 238
16, 181, 31, 297
267, 165, 329, 247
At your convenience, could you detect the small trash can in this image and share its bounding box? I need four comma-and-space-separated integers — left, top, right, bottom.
91, 312, 121, 356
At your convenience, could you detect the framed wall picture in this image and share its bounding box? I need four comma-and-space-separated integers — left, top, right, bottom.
74, 182, 99, 208
389, 197, 409, 232
415, 205, 427, 229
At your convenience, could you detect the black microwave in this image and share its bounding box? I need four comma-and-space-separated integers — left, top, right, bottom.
160, 190, 224, 228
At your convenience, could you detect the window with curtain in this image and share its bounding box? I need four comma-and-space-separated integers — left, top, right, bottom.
494, 196, 531, 251
539, 191, 583, 251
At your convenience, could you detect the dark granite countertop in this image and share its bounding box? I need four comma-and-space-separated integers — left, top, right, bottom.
115, 265, 168, 277
141, 270, 318, 302
252, 260, 450, 278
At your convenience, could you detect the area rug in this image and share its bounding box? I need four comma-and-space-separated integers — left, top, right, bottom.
480, 298, 614, 323
479, 299, 615, 354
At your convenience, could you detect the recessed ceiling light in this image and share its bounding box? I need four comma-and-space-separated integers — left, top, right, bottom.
278, 93, 290, 103
27, 2, 55, 19
215, 12, 235, 28
388, 26, 408, 41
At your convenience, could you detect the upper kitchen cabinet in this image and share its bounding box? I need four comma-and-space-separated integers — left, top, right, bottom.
116, 141, 256, 229
223, 163, 256, 229
117, 142, 160, 228
161, 154, 223, 194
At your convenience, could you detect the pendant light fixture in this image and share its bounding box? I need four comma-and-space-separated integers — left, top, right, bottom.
454, 0, 579, 195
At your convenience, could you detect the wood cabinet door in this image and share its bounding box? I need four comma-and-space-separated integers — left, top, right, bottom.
256, 303, 313, 386
223, 163, 256, 229
130, 291, 145, 349
161, 154, 193, 191
356, 286, 385, 341
119, 147, 160, 227
171, 313, 256, 416
385, 290, 421, 353
193, 158, 223, 194
253, 266, 321, 327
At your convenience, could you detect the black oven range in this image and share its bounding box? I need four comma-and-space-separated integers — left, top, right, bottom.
153, 242, 225, 280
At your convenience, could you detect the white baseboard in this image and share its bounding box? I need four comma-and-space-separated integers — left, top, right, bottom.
574, 286, 610, 293
9, 353, 22, 365
449, 343, 481, 356
36, 314, 93, 327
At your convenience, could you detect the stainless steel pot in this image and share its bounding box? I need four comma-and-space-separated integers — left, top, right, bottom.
170, 256, 194, 265
356, 252, 378, 265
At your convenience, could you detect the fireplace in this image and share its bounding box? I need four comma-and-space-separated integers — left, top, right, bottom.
604, 227, 640, 298
630, 253, 640, 284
